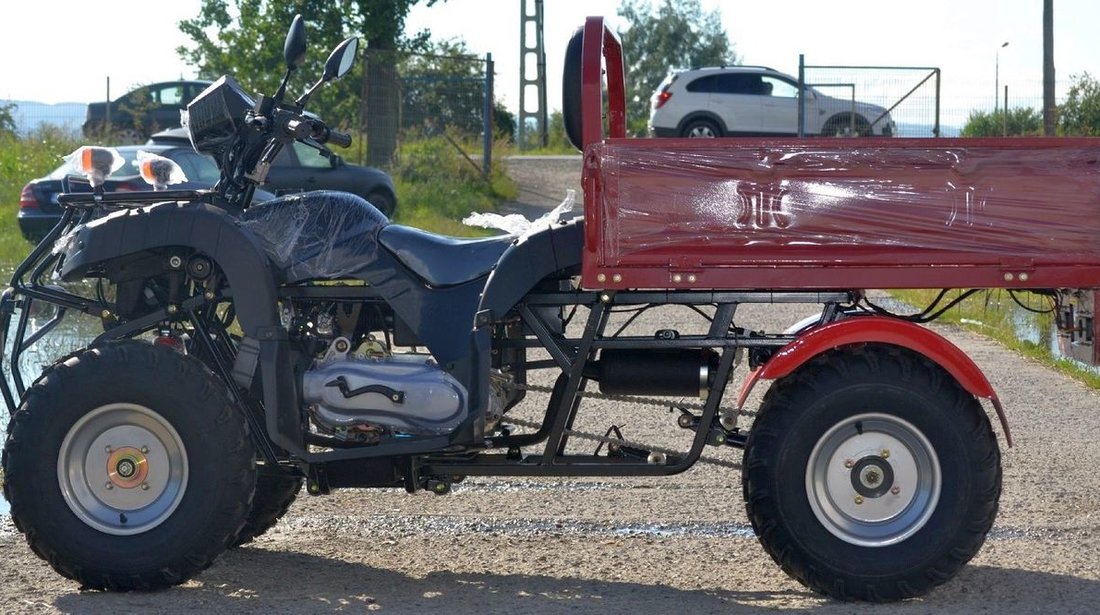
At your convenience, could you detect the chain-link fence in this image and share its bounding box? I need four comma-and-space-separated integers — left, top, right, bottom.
800, 58, 1068, 137
800, 63, 942, 137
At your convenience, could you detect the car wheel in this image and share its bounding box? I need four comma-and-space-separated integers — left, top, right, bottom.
822, 114, 872, 137
681, 118, 721, 138
366, 190, 396, 217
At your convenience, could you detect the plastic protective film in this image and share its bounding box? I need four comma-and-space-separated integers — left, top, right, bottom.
583, 138, 1100, 289
240, 190, 388, 282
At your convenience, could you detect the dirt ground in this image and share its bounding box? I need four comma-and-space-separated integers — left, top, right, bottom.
3, 157, 1100, 613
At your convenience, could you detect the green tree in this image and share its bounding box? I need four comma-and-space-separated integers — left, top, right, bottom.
960, 107, 1042, 137
617, 0, 734, 134
179, 0, 436, 167
1059, 72, 1100, 136
0, 102, 16, 136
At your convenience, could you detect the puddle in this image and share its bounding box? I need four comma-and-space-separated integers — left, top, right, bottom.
286, 513, 756, 540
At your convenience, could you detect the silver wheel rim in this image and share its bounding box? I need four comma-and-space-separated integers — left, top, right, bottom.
687, 125, 716, 138
805, 412, 940, 547
57, 403, 189, 536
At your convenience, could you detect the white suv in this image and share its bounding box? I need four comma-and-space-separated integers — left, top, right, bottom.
649, 66, 895, 138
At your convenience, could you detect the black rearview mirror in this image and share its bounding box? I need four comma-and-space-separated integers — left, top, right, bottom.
323, 38, 359, 81
284, 14, 307, 69
296, 37, 359, 107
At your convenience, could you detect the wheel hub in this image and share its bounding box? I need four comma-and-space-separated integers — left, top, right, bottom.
850, 455, 894, 499
106, 446, 150, 489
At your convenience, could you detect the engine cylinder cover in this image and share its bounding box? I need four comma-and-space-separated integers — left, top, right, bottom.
303, 355, 467, 435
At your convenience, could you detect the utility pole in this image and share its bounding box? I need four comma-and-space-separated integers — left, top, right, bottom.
518, 0, 548, 149
1043, 0, 1055, 135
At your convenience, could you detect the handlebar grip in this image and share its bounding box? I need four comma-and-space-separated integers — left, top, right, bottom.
325, 128, 353, 148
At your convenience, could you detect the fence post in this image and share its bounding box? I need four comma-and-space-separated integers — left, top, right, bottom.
483, 53, 494, 180
797, 54, 805, 138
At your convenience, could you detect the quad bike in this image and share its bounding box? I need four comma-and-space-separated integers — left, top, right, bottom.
3, 15, 1100, 601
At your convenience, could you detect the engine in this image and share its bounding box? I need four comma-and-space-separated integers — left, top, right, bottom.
302, 337, 467, 440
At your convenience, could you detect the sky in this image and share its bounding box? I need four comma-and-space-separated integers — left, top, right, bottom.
2, 0, 1099, 128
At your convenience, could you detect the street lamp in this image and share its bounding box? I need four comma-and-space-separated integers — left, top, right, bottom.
995, 41, 1009, 112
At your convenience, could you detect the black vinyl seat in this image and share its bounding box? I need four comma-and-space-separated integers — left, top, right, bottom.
379, 224, 515, 287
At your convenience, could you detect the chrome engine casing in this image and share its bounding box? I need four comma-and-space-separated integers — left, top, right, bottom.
302, 342, 467, 436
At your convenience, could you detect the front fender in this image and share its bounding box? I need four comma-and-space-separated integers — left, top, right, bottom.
59, 201, 280, 336
737, 316, 1012, 446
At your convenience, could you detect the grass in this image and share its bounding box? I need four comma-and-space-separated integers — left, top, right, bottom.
889, 288, 1100, 390
389, 134, 517, 236
0, 128, 81, 261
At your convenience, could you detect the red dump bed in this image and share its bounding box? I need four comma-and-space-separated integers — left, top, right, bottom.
574, 18, 1100, 291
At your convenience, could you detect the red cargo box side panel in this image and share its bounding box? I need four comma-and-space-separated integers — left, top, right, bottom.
581, 138, 1100, 290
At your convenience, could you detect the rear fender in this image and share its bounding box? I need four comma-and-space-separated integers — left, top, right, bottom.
737, 316, 1012, 446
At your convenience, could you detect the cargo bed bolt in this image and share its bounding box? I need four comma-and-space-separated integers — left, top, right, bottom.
167, 305, 178, 315
612, 273, 622, 283
101, 309, 111, 319
596, 273, 606, 283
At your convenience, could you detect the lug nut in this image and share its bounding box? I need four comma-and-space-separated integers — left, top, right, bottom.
844, 459, 855, 468
891, 486, 901, 495
105, 482, 114, 490
881, 449, 891, 459
140, 446, 149, 454
141, 483, 150, 491
854, 495, 864, 505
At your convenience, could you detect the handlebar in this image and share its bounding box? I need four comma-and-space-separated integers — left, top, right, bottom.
283, 114, 352, 148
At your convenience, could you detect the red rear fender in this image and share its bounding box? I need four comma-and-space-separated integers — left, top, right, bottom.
736, 316, 1012, 446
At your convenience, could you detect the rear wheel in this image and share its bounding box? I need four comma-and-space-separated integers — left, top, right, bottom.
742, 345, 1001, 601
231, 465, 303, 547
681, 118, 721, 138
821, 114, 871, 137
2, 341, 256, 590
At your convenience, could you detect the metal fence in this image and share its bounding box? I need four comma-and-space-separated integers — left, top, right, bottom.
799, 60, 942, 137
799, 57, 1068, 137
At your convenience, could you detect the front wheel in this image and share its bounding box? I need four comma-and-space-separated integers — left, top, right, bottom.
742, 345, 1001, 601
2, 341, 256, 590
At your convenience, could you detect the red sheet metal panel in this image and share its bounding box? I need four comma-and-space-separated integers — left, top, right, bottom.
581, 137, 1100, 290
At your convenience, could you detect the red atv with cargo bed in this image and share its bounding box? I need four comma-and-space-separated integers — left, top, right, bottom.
2, 15, 1098, 602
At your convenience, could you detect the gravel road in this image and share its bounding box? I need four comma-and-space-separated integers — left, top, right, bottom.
3, 156, 1100, 613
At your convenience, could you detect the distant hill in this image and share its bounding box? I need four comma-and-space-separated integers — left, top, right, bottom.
2, 100, 86, 137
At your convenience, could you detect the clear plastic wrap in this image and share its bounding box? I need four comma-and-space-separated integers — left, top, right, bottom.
581, 138, 1100, 290
135, 150, 187, 189
240, 190, 388, 282
463, 189, 576, 237
63, 146, 124, 188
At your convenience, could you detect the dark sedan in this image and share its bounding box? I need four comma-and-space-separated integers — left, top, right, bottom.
150, 128, 398, 216
17, 145, 274, 241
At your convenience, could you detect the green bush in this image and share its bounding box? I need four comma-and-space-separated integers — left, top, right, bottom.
960, 107, 1043, 137
390, 133, 517, 235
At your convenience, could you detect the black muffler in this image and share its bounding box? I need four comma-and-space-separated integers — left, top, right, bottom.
585, 348, 719, 398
